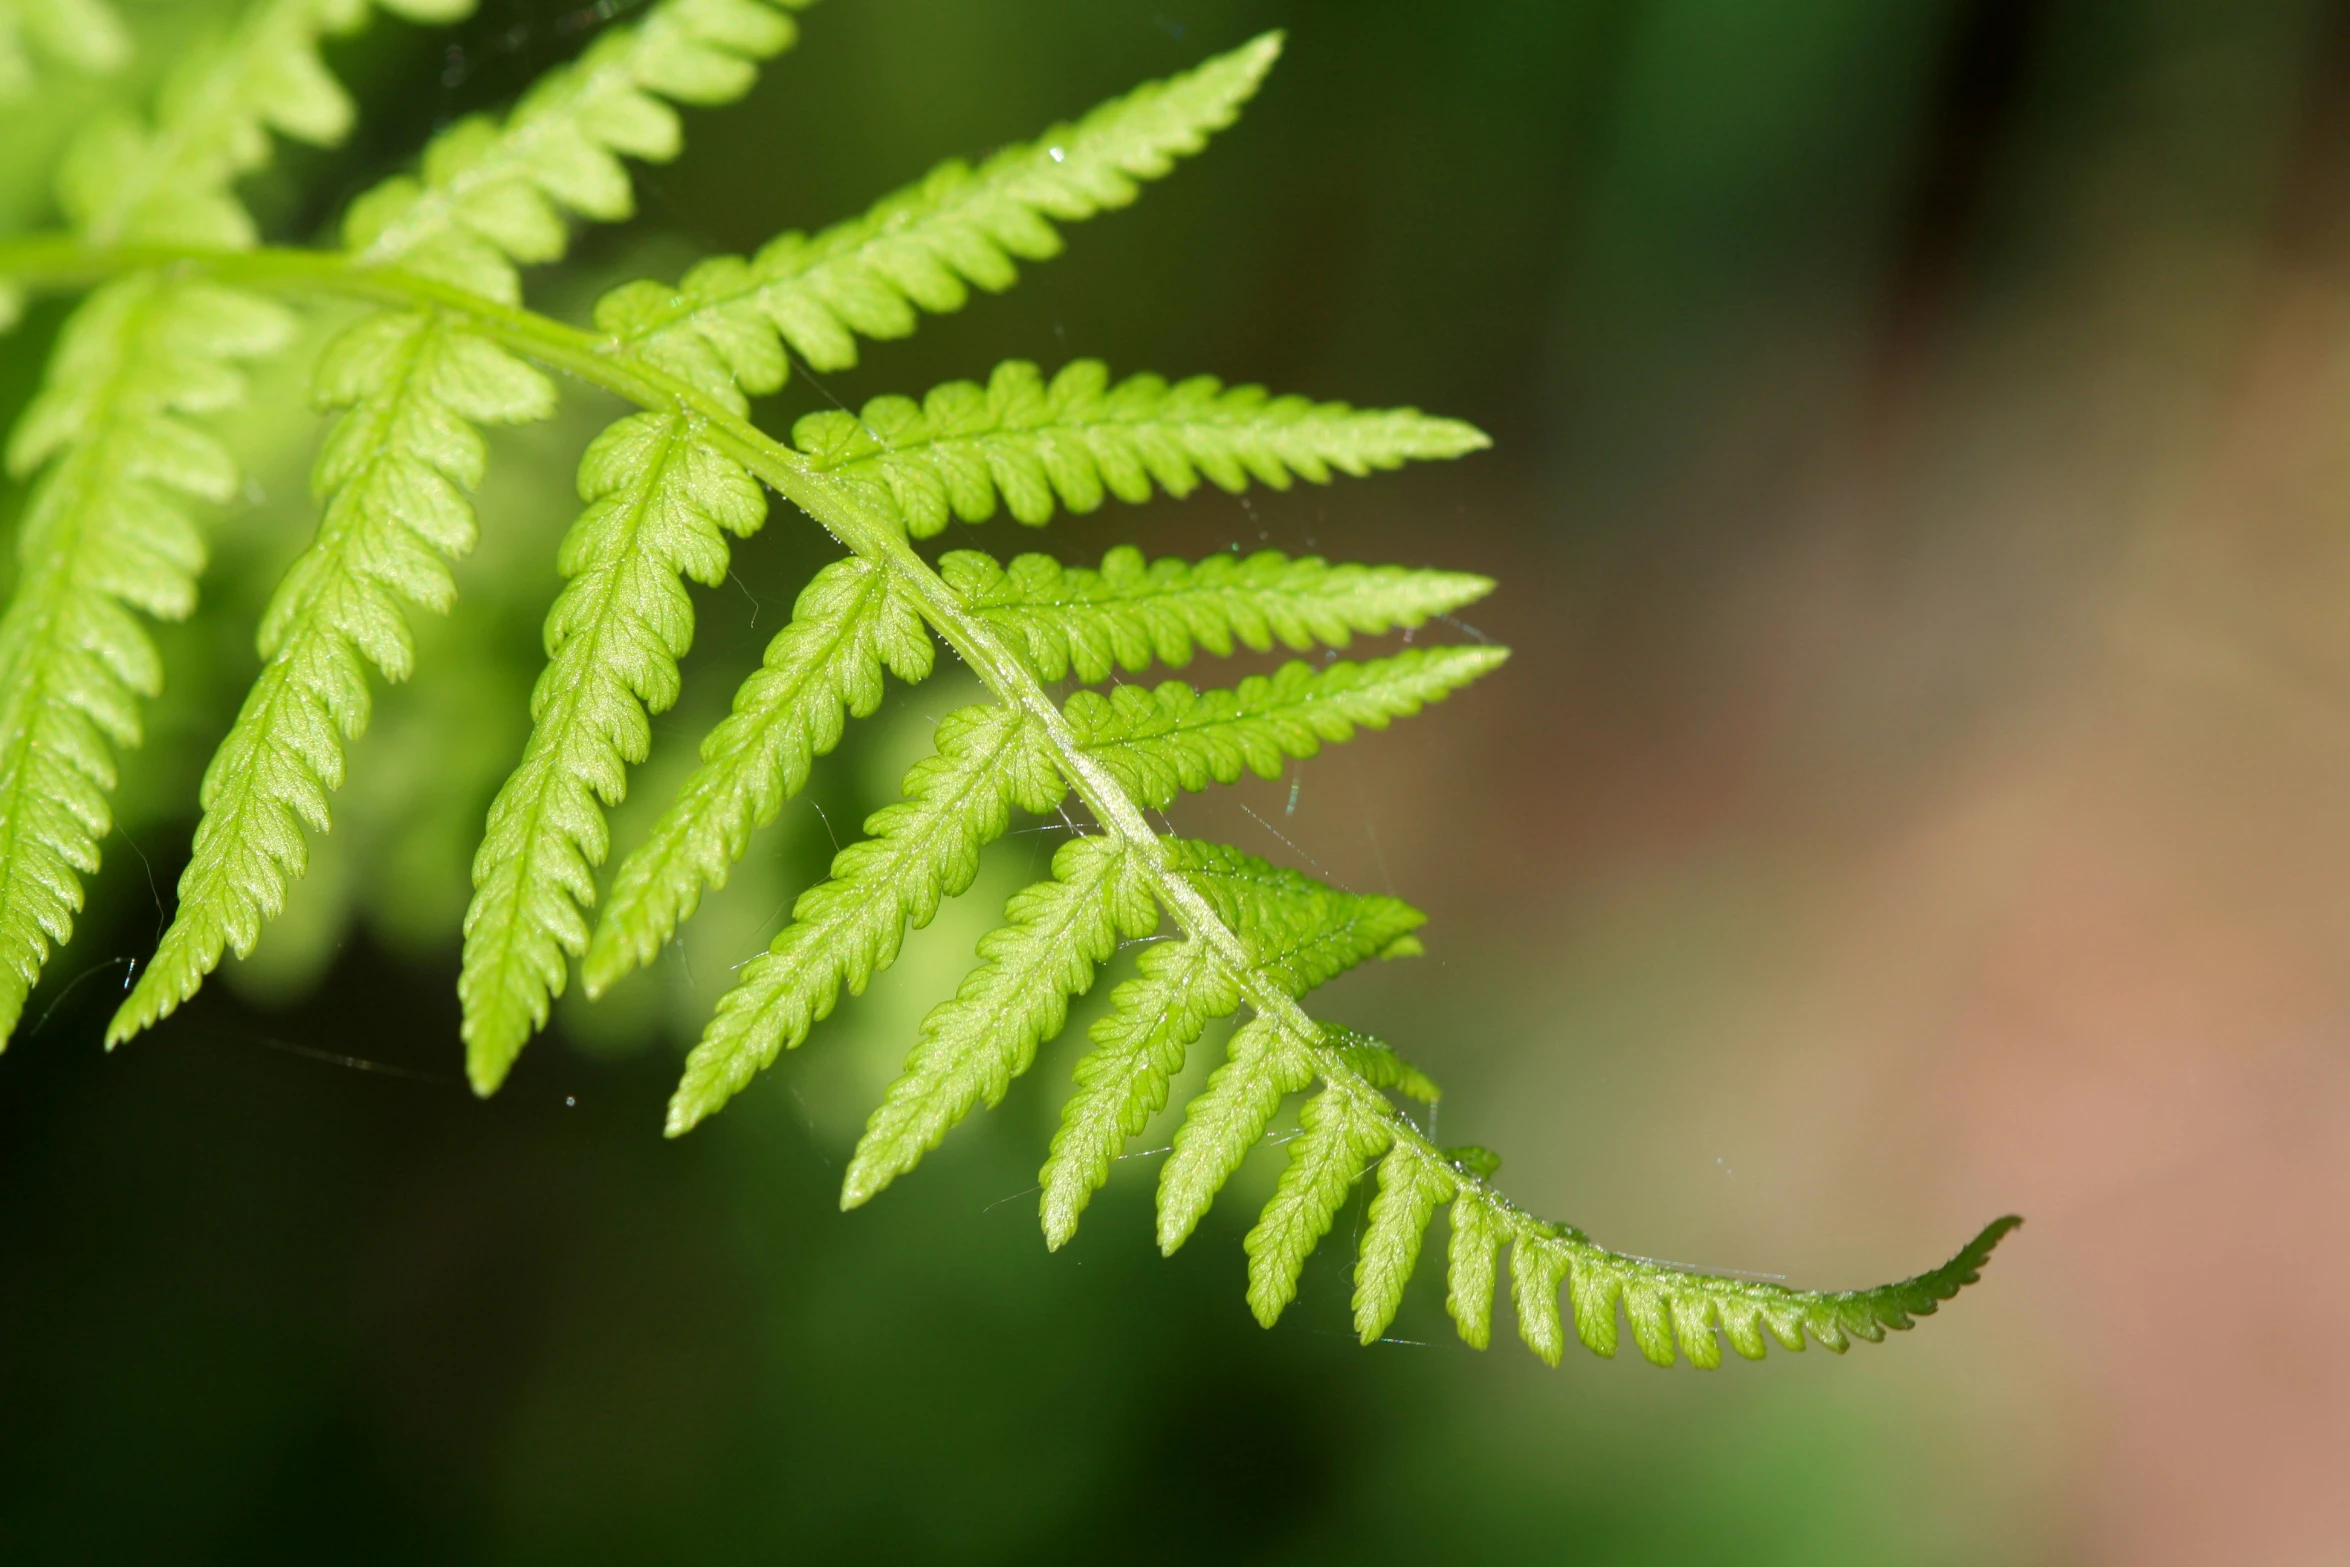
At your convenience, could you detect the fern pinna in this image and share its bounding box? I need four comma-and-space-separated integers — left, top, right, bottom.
0, 0, 2017, 1367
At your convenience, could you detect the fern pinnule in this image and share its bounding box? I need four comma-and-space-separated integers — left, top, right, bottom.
1352, 1145, 1452, 1343
1038, 934, 1233, 1249
791, 359, 1488, 537
0, 0, 129, 99
63, 0, 474, 248
1327, 1027, 1441, 1104
0, 276, 292, 1043
346, 0, 812, 299
666, 701, 1062, 1136
1066, 647, 1508, 811
1244, 1086, 1391, 1327
947, 545, 1493, 683
1155, 1015, 1316, 1253
841, 835, 1158, 1207
585, 555, 933, 997
458, 412, 765, 1093
599, 34, 1283, 400
1037, 842, 1426, 1248
109, 311, 555, 1044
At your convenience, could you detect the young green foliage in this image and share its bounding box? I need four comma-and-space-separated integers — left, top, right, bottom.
0, 0, 2016, 1370
843, 834, 1157, 1207
110, 311, 555, 1042
599, 34, 1285, 401
102, 0, 813, 1047
1066, 647, 1508, 809
1, 0, 477, 1046
459, 412, 765, 1093
946, 545, 1493, 683
791, 358, 1488, 536
0, 277, 291, 1041
584, 555, 933, 995
345, 0, 813, 299
668, 701, 1063, 1135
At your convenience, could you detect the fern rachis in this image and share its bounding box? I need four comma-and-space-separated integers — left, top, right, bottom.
0, 0, 2015, 1369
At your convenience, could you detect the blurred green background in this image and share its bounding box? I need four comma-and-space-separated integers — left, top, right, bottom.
8, 0, 2350, 1561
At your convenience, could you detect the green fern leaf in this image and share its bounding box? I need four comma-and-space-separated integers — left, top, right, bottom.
1172, 838, 1424, 991
0, 276, 291, 1042
598, 34, 1282, 399
1038, 840, 1422, 1247
1510, 1224, 1576, 1365
3, 0, 474, 1041
1067, 647, 1507, 811
1155, 1015, 1316, 1254
789, 359, 1488, 538
346, 0, 811, 300
1444, 1186, 1506, 1351
1352, 1145, 1454, 1343
1507, 1213, 2024, 1368
457, 411, 764, 1093
1243, 1085, 1391, 1325
0, 0, 129, 99
842, 834, 1157, 1207
1326, 1026, 1440, 1104
109, 311, 554, 1043
667, 701, 1061, 1135
1036, 933, 1233, 1249
107, 0, 814, 1050
944, 545, 1493, 683
585, 555, 933, 997
63, 0, 473, 248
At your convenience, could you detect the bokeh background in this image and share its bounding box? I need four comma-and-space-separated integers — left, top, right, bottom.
4, 0, 2347, 1561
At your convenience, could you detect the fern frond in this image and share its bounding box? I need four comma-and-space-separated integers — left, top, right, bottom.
346, 0, 811, 300
666, 701, 1061, 1135
1066, 647, 1508, 810
457, 412, 765, 1094
789, 359, 1488, 537
0, 276, 291, 1042
598, 34, 1283, 399
63, 0, 473, 248
109, 311, 554, 1044
0, 0, 129, 99
842, 835, 1157, 1207
945, 546, 1492, 683
584, 555, 933, 998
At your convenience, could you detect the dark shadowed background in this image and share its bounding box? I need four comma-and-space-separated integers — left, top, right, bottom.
3, 0, 2346, 1561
